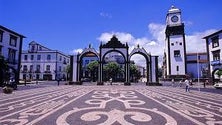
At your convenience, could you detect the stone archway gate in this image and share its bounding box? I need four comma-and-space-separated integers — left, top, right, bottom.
71, 36, 159, 85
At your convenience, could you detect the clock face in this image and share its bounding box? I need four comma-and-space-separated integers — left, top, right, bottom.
171, 15, 179, 23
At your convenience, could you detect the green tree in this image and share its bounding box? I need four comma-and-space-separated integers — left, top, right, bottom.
130, 64, 141, 82
65, 65, 71, 81
215, 69, 222, 81
103, 62, 121, 81
0, 56, 9, 86
87, 61, 99, 82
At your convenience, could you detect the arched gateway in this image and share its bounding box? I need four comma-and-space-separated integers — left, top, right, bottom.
71, 36, 159, 85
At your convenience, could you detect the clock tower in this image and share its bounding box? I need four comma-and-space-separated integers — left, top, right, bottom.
165, 6, 187, 77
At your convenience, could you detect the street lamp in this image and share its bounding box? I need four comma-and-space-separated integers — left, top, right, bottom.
197, 52, 200, 91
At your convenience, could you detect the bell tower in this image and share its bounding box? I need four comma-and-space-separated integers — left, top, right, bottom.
165, 6, 187, 77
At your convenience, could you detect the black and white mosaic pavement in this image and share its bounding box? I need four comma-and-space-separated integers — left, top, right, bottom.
0, 84, 222, 125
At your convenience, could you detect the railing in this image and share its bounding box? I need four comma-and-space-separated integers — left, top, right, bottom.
7, 59, 18, 64
44, 70, 51, 73
35, 70, 41, 73
211, 60, 221, 66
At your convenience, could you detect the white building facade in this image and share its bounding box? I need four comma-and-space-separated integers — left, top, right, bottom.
203, 30, 222, 82
20, 41, 70, 81
165, 6, 187, 77
0, 25, 25, 84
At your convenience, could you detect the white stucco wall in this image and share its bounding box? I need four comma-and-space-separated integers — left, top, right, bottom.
208, 33, 222, 72
166, 35, 186, 75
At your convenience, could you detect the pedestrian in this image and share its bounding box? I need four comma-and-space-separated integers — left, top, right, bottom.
171, 79, 175, 86
110, 78, 112, 85
179, 79, 183, 87
204, 80, 209, 88
57, 77, 60, 86
185, 78, 190, 92
189, 79, 193, 86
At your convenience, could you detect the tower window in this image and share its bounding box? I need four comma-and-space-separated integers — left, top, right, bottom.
212, 36, 219, 48
171, 43, 174, 46
180, 42, 182, 45
176, 66, 179, 71
174, 50, 181, 57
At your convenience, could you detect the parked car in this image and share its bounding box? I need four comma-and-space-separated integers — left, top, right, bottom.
214, 82, 222, 89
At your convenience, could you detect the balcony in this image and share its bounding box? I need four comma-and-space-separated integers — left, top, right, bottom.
211, 60, 221, 66
21, 70, 28, 73
7, 59, 18, 64
35, 70, 41, 73
44, 70, 51, 73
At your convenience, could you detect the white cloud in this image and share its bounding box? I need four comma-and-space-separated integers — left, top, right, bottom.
186, 29, 217, 53
70, 48, 83, 54
98, 32, 134, 43
100, 12, 112, 18
97, 23, 217, 67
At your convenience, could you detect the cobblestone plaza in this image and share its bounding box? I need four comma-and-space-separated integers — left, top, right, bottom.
0, 83, 222, 125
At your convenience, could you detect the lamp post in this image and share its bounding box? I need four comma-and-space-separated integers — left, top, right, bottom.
197, 52, 200, 91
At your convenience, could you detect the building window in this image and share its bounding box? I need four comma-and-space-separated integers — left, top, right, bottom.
85, 60, 89, 65
212, 50, 220, 61
31, 55, 34, 60
63, 58, 67, 64
31, 45, 35, 52
47, 55, 51, 60
9, 35, 17, 47
30, 65, 33, 72
179, 42, 182, 45
37, 55, 41, 60
36, 65, 40, 73
39, 47, 42, 51
60, 56, 62, 61
0, 30, 3, 42
23, 65, 28, 72
59, 66, 62, 72
174, 50, 181, 57
8, 48, 16, 63
176, 66, 179, 71
212, 36, 219, 48
171, 43, 174, 46
46, 65, 50, 71
0, 46, 2, 55
24, 55, 28, 60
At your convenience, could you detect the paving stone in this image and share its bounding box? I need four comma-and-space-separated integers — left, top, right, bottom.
0, 83, 222, 125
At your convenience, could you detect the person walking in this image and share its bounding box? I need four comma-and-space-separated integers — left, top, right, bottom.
57, 77, 60, 86
171, 79, 175, 87
185, 78, 190, 92
179, 79, 183, 87
109, 78, 112, 85
204, 80, 209, 88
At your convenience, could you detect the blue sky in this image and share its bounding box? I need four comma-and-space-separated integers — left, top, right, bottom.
0, 0, 221, 64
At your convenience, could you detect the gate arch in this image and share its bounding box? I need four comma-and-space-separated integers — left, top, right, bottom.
129, 45, 151, 83
101, 50, 127, 82
76, 45, 99, 82
72, 36, 159, 85
98, 36, 130, 85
